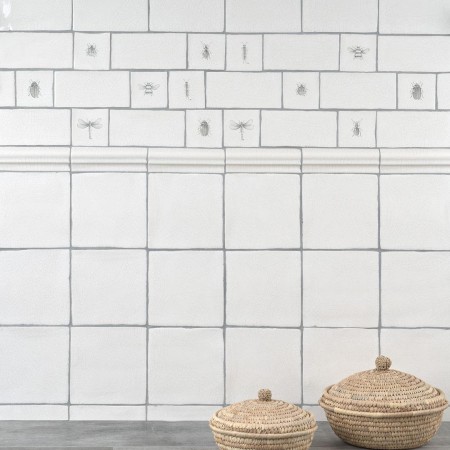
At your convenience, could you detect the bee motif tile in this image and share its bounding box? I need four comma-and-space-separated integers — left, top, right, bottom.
338, 111, 376, 148
168, 71, 205, 109
226, 34, 262, 71
340, 34, 377, 72
16, 71, 53, 107
398, 73, 436, 110
224, 109, 260, 147
283, 72, 319, 109
188, 34, 225, 70
72, 109, 108, 146
131, 72, 168, 108
186, 109, 222, 148
74, 32, 110, 70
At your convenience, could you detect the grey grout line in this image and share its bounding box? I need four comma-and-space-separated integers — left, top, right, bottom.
377, 147, 382, 356
299, 148, 304, 406
68, 110, 73, 420
222, 108, 227, 406
145, 147, 149, 420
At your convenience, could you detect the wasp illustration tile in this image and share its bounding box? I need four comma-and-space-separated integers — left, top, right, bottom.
282, 72, 319, 110
168, 71, 205, 109
72, 109, 109, 146
188, 34, 225, 70
74, 33, 110, 70
226, 35, 262, 71
398, 74, 436, 110
131, 72, 168, 109
338, 111, 376, 148
340, 34, 377, 72
224, 110, 260, 148
186, 109, 222, 148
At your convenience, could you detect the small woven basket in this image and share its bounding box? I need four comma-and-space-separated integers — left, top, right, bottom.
320, 356, 448, 449
210, 389, 317, 450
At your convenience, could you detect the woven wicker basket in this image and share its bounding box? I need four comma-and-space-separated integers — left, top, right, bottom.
210, 389, 317, 450
320, 356, 448, 449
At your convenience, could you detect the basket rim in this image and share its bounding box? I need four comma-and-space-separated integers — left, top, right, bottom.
209, 422, 318, 439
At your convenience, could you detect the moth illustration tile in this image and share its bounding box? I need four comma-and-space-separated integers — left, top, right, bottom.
186, 109, 223, 148
74, 33, 110, 70
16, 71, 53, 107
226, 34, 262, 71
72, 109, 108, 146
188, 34, 225, 70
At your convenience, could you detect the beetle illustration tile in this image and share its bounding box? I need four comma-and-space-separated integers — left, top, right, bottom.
72, 109, 108, 146
398, 73, 436, 110
74, 32, 110, 70
226, 34, 262, 71
186, 109, 222, 148
131, 72, 168, 109
338, 111, 376, 148
16, 71, 53, 107
283, 72, 319, 110
188, 34, 225, 70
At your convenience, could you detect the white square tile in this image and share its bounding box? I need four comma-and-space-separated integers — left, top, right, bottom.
72, 109, 109, 146
0, 327, 68, 403
226, 35, 262, 71
148, 174, 223, 248
283, 72, 319, 110
16, 71, 53, 107
398, 74, 436, 110
71, 327, 146, 404
338, 111, 376, 148
186, 109, 222, 148
0, 72, 15, 106
226, 328, 301, 404
168, 71, 205, 109
72, 250, 147, 325
148, 251, 223, 326
340, 34, 377, 72
303, 251, 379, 327
72, 173, 147, 247
381, 175, 450, 249
224, 110, 260, 148
303, 328, 378, 403
225, 174, 300, 249
188, 34, 225, 70
70, 405, 146, 421
0, 250, 69, 325
131, 72, 167, 109
0, 173, 69, 248
303, 175, 378, 249
227, 251, 301, 326
382, 252, 450, 327
74, 33, 110, 70
148, 328, 223, 404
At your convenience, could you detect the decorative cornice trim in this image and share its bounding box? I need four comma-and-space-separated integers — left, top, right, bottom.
0, 147, 70, 171
380, 149, 450, 174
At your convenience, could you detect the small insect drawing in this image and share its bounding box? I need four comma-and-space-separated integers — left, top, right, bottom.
86, 43, 97, 57
201, 42, 211, 60
352, 120, 362, 137
242, 43, 248, 64
198, 120, 210, 137
139, 82, 159, 96
411, 82, 423, 100
77, 118, 103, 140
296, 83, 307, 96
230, 119, 254, 141
184, 80, 191, 100
28, 80, 41, 99
348, 46, 369, 59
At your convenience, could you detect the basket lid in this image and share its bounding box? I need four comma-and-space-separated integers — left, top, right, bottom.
320, 356, 448, 415
210, 389, 317, 437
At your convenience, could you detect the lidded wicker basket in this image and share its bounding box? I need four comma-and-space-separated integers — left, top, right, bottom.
320, 356, 448, 449
210, 389, 317, 450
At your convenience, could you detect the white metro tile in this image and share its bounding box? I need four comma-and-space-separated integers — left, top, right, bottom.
188, 34, 225, 70
227, 251, 301, 326
0, 250, 69, 325
148, 251, 223, 326
438, 74, 450, 110
168, 71, 205, 109
303, 251, 379, 327
283, 72, 319, 110
16, 71, 53, 107
398, 74, 436, 110
148, 328, 224, 404
72, 173, 147, 247
303, 175, 378, 249
0, 405, 67, 421
148, 174, 223, 248
340, 34, 377, 72
72, 109, 108, 146
186, 110, 223, 148
147, 406, 219, 421
226, 328, 301, 404
303, 328, 378, 403
71, 327, 146, 404
226, 35, 262, 71
74, 33, 110, 70
0, 72, 15, 106
72, 250, 147, 325
338, 111, 376, 148
131, 72, 168, 109
0, 327, 68, 403
70, 406, 146, 421
0, 173, 69, 248
224, 109, 260, 148
380, 175, 450, 250
225, 174, 300, 249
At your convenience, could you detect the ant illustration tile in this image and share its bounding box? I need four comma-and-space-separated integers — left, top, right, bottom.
226, 35, 262, 71
0, 72, 15, 107
186, 109, 222, 148
338, 111, 376, 148
224, 110, 260, 147
398, 74, 436, 110
340, 34, 377, 72
131, 72, 168, 109
16, 71, 53, 107
72, 109, 108, 146
168, 71, 205, 109
283, 72, 319, 109
188, 34, 225, 70
74, 33, 110, 70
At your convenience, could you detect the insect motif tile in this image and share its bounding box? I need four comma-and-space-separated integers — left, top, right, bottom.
340, 34, 377, 72
338, 111, 376, 147
168, 71, 205, 109
131, 72, 168, 108
74, 33, 110, 70
186, 109, 222, 148
224, 109, 260, 147
16, 71, 53, 107
188, 34, 225, 70
398, 73, 436, 110
226, 35, 262, 71
72, 109, 108, 146
283, 72, 319, 109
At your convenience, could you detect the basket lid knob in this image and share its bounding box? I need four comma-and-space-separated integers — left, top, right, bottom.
258, 389, 272, 401
375, 355, 392, 371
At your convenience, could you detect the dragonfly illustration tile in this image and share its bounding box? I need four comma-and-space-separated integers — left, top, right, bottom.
224, 109, 260, 147
72, 109, 108, 146
16, 70, 53, 107
130, 71, 168, 108
74, 32, 110, 70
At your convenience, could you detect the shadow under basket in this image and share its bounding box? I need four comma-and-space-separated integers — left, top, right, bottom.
319, 356, 448, 450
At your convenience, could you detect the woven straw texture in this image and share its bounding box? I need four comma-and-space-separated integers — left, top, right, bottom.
320, 356, 448, 449
210, 389, 317, 450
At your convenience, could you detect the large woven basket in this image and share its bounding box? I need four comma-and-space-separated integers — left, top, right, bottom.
320, 356, 448, 449
210, 389, 317, 450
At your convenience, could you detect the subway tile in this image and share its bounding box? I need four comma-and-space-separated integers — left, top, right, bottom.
131, 72, 168, 109
0, 405, 67, 421
227, 251, 301, 326
168, 71, 205, 109
74, 33, 111, 70
224, 110, 260, 147
226, 34, 262, 71
70, 406, 146, 421
338, 111, 376, 148
380, 175, 450, 250
147, 405, 219, 421
226, 328, 301, 404
72, 173, 147, 247
186, 110, 223, 148
72, 109, 109, 146
0, 327, 69, 403
16, 70, 53, 107
71, 327, 147, 404
264, 34, 339, 70
225, 174, 300, 249
72, 250, 147, 325
282, 72, 319, 110
55, 71, 129, 107
398, 74, 436, 110
188, 34, 225, 70
149, 0, 224, 32
0, 33, 72, 68
437, 74, 450, 109
0, 72, 15, 106
148, 251, 223, 326
0, 173, 70, 248
148, 328, 224, 404
0, 250, 69, 325
226, 0, 301, 32
340, 34, 377, 72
